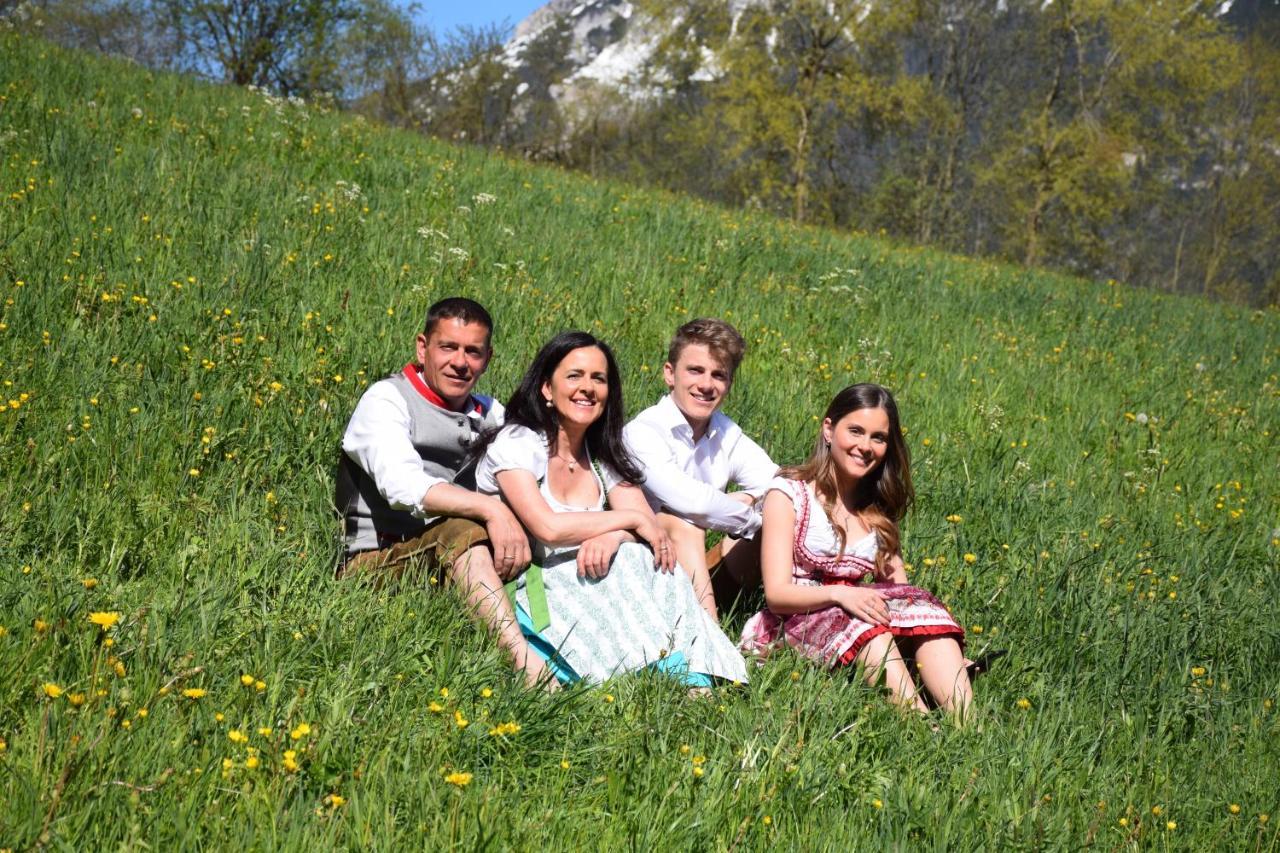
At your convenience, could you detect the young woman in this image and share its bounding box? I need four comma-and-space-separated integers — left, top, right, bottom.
740, 384, 972, 717
473, 331, 748, 687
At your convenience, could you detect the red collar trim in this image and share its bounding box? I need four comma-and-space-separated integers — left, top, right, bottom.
401, 363, 481, 414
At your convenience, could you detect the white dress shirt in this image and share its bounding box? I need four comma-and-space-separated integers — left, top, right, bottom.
340, 374, 503, 522
624, 394, 777, 538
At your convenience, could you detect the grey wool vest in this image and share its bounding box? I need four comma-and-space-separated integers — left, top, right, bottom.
336, 371, 502, 556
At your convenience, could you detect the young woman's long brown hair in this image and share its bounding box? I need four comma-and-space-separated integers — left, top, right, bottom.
780, 384, 914, 578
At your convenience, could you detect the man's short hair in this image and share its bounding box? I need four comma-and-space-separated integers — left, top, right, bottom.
667, 318, 747, 377
423, 297, 494, 342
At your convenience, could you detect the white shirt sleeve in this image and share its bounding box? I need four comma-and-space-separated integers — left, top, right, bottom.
726, 429, 779, 498
624, 420, 764, 538
340, 381, 444, 519
475, 425, 547, 495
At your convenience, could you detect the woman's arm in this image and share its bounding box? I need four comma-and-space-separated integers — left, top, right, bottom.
760, 490, 890, 624
495, 469, 647, 547
884, 553, 909, 584
606, 482, 676, 572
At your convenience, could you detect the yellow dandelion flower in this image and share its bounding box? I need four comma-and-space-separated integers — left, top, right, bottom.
254, 680, 265, 691
87, 611, 121, 630
603, 693, 615, 703
283, 750, 300, 772
34, 618, 49, 633
245, 754, 260, 770
480, 687, 493, 698
1229, 804, 1240, 815
137, 708, 148, 718
453, 710, 469, 729
945, 514, 963, 524
963, 553, 977, 564
42, 683, 63, 698
763, 815, 773, 825
692, 766, 704, 778
258, 726, 272, 737
182, 688, 207, 699
68, 693, 86, 707
81, 578, 98, 589
428, 701, 444, 713
872, 799, 883, 809
290, 722, 311, 740
560, 760, 570, 770
1190, 666, 1206, 677
240, 674, 254, 686
1166, 821, 1176, 831
228, 730, 248, 744
444, 771, 472, 787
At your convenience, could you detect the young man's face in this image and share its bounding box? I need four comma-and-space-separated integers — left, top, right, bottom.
415, 318, 492, 410
663, 343, 732, 433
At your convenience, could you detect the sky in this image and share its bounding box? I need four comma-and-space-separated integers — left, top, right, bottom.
414, 0, 548, 37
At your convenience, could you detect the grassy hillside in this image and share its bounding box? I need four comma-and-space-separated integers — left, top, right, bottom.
1, 35, 1277, 849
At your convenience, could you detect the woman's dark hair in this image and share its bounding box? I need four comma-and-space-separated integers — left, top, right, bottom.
781, 383, 913, 577
475, 331, 644, 484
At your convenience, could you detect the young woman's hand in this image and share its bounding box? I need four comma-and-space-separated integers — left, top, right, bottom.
634, 517, 677, 573
577, 531, 627, 579
833, 585, 891, 625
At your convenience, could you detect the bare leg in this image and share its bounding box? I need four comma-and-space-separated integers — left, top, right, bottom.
449, 545, 555, 691
913, 636, 972, 719
657, 513, 717, 619
855, 632, 928, 714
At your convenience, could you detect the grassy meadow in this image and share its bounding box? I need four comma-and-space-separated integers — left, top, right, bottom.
1, 34, 1279, 849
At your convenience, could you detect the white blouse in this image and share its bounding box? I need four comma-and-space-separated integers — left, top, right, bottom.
476, 424, 627, 563
768, 476, 878, 560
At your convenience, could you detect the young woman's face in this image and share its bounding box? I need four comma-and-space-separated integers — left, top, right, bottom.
542, 346, 609, 430
823, 406, 891, 484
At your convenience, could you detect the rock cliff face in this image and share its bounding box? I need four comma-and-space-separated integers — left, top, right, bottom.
503, 0, 649, 96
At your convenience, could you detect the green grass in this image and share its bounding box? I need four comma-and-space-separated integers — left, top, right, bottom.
1, 35, 1278, 849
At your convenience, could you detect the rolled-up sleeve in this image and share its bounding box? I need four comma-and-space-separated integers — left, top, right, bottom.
625, 421, 762, 538
341, 383, 445, 518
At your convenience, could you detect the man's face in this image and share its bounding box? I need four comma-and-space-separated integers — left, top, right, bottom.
663, 342, 732, 434
415, 318, 492, 410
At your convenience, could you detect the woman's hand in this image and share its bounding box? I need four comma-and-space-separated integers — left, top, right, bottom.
832, 585, 891, 625
634, 517, 677, 573
578, 531, 627, 579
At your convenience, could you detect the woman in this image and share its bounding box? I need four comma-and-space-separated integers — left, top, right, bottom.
740, 384, 971, 717
474, 331, 748, 687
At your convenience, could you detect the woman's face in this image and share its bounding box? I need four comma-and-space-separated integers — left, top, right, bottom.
823, 406, 891, 485
542, 346, 609, 431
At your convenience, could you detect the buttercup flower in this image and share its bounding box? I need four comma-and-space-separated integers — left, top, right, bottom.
87, 611, 121, 630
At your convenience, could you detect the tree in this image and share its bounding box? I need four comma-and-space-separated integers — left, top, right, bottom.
159, 0, 362, 96
701, 0, 922, 224
975, 0, 1240, 271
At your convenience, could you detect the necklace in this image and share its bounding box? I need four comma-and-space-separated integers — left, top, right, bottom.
554, 452, 584, 472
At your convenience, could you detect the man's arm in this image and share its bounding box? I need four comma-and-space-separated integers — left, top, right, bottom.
342, 384, 529, 576
726, 428, 779, 499
624, 421, 761, 538
421, 482, 531, 579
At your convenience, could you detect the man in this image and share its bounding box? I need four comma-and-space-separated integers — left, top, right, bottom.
337, 297, 547, 686
624, 318, 777, 618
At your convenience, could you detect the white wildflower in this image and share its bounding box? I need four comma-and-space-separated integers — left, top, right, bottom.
1135, 412, 1149, 425
447, 247, 470, 261
417, 227, 448, 241
131, 107, 143, 119
473, 192, 496, 205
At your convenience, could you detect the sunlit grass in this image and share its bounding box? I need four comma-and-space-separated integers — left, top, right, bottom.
0, 34, 1277, 848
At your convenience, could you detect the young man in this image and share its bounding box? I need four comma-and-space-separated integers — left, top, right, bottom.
624, 318, 777, 618
337, 297, 548, 687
